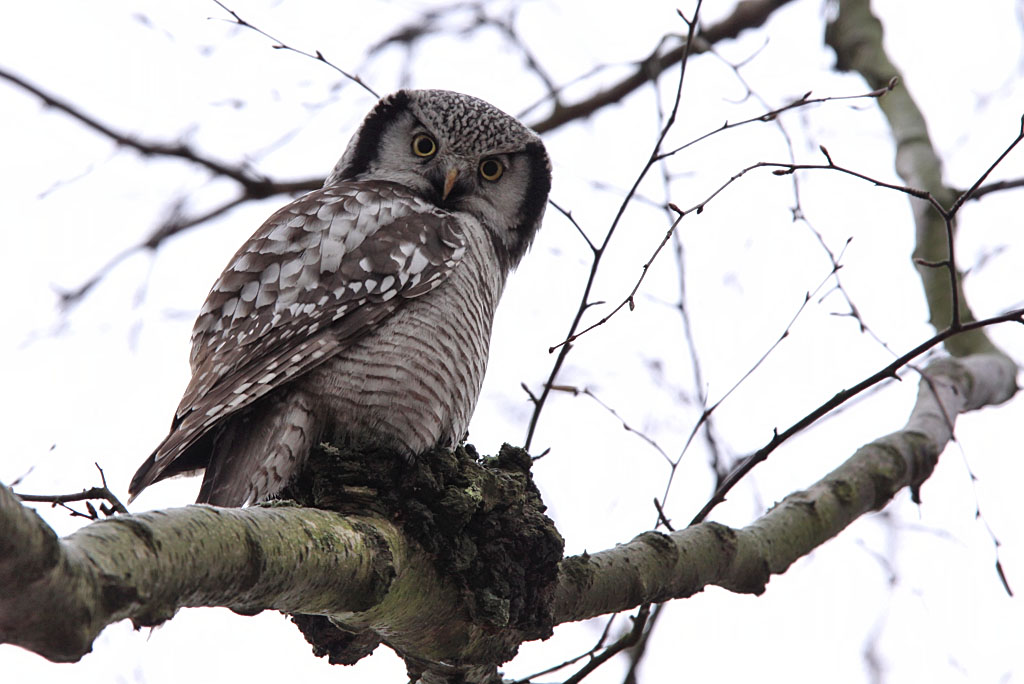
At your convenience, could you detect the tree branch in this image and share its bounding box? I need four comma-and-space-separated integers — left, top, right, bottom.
554, 352, 1018, 623
825, 0, 998, 356
0, 66, 276, 192
529, 0, 798, 133
3, 0, 802, 313
4, 349, 1015, 669
0, 495, 411, 663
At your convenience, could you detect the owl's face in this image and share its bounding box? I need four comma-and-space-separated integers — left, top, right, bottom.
328, 90, 551, 267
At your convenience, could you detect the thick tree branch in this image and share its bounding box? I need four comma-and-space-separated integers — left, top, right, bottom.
3, 349, 1015, 670
0, 495, 413, 663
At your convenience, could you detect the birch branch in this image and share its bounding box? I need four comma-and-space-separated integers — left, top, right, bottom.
3, 351, 1015, 670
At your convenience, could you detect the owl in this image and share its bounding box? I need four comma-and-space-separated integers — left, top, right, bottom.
129, 89, 551, 506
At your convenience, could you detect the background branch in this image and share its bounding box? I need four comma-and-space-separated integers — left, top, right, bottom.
826, 0, 998, 356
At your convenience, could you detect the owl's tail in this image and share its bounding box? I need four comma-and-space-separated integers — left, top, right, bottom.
195, 393, 317, 506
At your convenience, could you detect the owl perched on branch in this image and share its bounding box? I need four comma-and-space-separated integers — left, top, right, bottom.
130, 89, 551, 506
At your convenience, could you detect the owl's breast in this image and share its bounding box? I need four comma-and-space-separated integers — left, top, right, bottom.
298, 214, 507, 455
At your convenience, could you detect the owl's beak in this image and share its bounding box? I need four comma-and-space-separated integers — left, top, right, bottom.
442, 167, 459, 201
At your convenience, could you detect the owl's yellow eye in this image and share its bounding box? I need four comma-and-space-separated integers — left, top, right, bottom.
411, 133, 437, 158
479, 158, 504, 182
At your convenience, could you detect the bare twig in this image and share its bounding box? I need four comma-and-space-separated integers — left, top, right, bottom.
528, 0, 799, 133
563, 605, 652, 684
951, 439, 1016, 597
55, 189, 315, 308
548, 210, 685, 353
477, 7, 560, 99
621, 602, 667, 684
549, 386, 672, 464
947, 115, 1021, 213
689, 307, 1024, 525
524, 4, 704, 450
773, 117, 1024, 337
699, 48, 892, 349
656, 82, 895, 162
652, 498, 675, 532
14, 464, 128, 519
655, 252, 861, 516
964, 176, 1024, 200
210, 0, 378, 98
513, 615, 620, 683
0, 64, 328, 308
9, 0, 805, 316
0, 66, 272, 190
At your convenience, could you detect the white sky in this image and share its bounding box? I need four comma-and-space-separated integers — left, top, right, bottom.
2, 1, 1023, 683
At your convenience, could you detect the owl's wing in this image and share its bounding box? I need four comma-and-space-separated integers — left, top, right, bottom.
129, 181, 466, 498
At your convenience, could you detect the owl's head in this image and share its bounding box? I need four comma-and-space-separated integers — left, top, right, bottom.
328, 89, 551, 268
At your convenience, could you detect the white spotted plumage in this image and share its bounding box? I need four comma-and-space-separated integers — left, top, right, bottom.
130, 89, 551, 506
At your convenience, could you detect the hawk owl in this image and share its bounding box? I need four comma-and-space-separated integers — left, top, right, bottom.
129, 89, 551, 506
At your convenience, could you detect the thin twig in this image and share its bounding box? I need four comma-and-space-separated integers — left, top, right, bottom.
656, 82, 895, 162
528, 0, 799, 133
210, 0, 378, 98
0, 66, 271, 189
548, 210, 685, 353
621, 602, 667, 684
524, 4, 703, 450
963, 176, 1024, 200
514, 614, 620, 683
549, 386, 672, 464
949, 115, 1024, 214
14, 464, 128, 519
689, 307, 1024, 525
658, 260, 844, 511
563, 605, 652, 684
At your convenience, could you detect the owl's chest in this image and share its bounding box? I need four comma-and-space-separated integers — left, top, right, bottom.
299, 221, 507, 453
